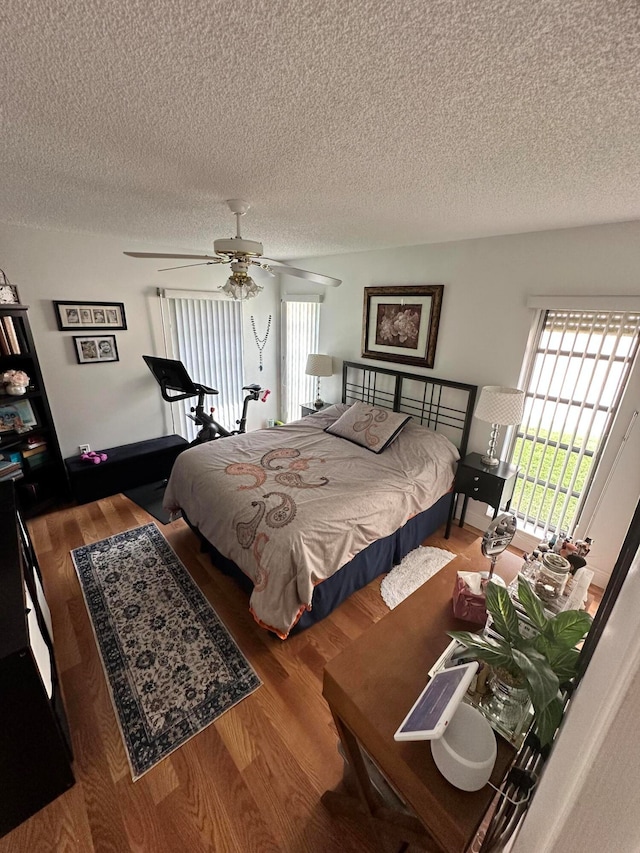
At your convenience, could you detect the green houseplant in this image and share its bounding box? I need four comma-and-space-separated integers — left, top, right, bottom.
448, 576, 593, 747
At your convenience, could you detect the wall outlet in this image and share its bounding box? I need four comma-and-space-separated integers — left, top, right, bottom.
79, 444, 91, 454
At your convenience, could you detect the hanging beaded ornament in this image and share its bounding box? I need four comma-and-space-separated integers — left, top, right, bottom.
251, 314, 272, 372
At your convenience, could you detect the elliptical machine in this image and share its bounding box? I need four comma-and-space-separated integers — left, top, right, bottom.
143, 355, 266, 446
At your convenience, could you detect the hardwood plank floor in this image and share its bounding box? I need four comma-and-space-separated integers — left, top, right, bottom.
0, 495, 487, 853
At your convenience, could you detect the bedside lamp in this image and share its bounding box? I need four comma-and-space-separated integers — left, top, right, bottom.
474, 386, 525, 466
305, 354, 333, 409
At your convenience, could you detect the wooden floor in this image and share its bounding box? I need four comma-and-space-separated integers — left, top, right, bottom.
0, 496, 494, 853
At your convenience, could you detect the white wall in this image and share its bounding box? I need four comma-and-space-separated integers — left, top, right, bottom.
0, 222, 280, 458
2, 218, 639, 579
511, 542, 640, 853
294, 220, 640, 581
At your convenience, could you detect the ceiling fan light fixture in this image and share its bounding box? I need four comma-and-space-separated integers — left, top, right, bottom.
220, 271, 263, 301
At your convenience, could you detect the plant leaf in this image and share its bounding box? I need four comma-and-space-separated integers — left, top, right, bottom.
447, 632, 514, 671
532, 696, 564, 747
538, 645, 581, 682
511, 646, 559, 708
485, 581, 520, 641
546, 610, 593, 648
516, 576, 549, 632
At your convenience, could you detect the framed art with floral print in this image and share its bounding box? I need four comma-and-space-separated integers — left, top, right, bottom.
361, 285, 444, 368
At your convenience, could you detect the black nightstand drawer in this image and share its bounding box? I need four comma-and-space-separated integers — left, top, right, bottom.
445, 452, 519, 539
455, 466, 504, 506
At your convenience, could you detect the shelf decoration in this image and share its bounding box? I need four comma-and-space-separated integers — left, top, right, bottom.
0, 270, 20, 305
0, 401, 35, 434
2, 369, 30, 396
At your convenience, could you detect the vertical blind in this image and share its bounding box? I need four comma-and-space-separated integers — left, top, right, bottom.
510, 309, 640, 537
281, 298, 320, 422
160, 291, 245, 442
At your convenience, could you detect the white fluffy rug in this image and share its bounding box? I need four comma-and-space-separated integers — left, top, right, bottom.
380, 546, 456, 609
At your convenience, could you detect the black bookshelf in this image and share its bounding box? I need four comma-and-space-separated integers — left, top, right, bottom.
0, 304, 69, 516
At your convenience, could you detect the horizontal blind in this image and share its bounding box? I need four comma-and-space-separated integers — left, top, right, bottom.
163, 294, 244, 442
510, 309, 640, 537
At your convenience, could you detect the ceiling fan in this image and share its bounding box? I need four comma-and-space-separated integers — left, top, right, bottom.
124, 199, 342, 300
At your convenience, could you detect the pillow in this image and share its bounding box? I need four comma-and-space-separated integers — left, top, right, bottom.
325, 401, 411, 453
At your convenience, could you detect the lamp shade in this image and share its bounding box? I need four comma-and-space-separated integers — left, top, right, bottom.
475, 386, 525, 426
305, 354, 333, 378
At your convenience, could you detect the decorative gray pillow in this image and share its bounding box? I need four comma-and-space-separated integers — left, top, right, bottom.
325, 401, 411, 453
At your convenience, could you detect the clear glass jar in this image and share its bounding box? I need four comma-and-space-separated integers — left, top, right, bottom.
535, 552, 571, 601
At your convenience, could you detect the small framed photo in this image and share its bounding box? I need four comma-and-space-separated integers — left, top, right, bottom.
0, 283, 21, 305
362, 285, 444, 369
54, 300, 127, 331
73, 335, 119, 364
13, 399, 37, 428
0, 402, 34, 433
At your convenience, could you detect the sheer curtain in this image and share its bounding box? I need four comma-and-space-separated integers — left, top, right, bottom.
281, 295, 321, 422
159, 289, 245, 442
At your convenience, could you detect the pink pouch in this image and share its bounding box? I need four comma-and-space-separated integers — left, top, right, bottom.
452, 572, 488, 625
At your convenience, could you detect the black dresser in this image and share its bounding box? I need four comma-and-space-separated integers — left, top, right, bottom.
0, 482, 74, 837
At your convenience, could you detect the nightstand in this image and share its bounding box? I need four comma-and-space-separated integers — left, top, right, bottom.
301, 401, 333, 417
445, 452, 519, 539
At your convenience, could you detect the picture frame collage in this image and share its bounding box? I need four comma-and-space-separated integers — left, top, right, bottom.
53, 301, 126, 365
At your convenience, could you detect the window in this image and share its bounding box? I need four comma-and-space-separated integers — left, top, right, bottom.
281, 295, 321, 422
159, 290, 245, 442
509, 308, 640, 539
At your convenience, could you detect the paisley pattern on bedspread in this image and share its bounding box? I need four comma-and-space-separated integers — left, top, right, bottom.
226, 448, 329, 553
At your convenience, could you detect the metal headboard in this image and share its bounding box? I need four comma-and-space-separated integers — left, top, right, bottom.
342, 361, 477, 458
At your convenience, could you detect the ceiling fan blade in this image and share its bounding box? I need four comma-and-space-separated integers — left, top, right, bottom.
250, 260, 277, 277
158, 261, 226, 271
124, 252, 220, 261
261, 258, 341, 287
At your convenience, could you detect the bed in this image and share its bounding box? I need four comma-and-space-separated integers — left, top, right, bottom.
164, 362, 477, 638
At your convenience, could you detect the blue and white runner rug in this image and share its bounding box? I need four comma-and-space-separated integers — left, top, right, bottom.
72, 522, 261, 779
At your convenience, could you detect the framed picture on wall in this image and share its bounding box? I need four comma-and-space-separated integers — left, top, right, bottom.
54, 300, 127, 331
73, 335, 119, 364
361, 285, 444, 369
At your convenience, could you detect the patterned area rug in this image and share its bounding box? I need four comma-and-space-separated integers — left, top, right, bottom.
71, 522, 261, 780
380, 545, 456, 609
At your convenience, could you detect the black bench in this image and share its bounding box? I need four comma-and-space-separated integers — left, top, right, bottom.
65, 435, 189, 504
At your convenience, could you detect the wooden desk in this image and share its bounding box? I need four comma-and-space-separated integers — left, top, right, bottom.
322, 541, 522, 852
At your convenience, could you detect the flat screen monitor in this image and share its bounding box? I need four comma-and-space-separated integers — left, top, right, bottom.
143, 355, 198, 396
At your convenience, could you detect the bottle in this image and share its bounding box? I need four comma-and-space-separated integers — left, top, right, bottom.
523, 550, 542, 582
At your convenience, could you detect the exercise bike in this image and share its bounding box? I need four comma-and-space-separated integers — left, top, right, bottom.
143, 355, 268, 446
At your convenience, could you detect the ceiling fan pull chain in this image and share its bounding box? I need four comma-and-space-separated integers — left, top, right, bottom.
251, 314, 272, 371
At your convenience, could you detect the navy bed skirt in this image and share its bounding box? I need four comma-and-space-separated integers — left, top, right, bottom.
183, 490, 453, 636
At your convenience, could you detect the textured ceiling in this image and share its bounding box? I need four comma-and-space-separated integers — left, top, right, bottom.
2, 0, 639, 259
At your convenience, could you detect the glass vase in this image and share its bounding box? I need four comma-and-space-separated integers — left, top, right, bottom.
481, 672, 530, 735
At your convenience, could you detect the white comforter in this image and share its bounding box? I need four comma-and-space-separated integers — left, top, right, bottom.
164, 404, 459, 637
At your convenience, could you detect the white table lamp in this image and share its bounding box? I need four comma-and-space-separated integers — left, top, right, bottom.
305, 354, 333, 408
474, 386, 525, 466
